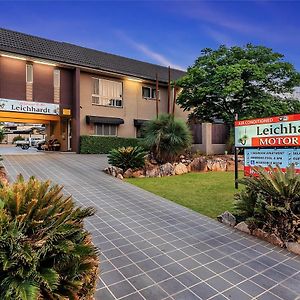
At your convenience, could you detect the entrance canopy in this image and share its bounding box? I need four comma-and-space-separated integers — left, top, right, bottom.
0, 111, 60, 124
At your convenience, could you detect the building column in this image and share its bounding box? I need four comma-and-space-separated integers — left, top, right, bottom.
72, 67, 80, 153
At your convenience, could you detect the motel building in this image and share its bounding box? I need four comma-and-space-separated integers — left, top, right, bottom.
0, 28, 187, 152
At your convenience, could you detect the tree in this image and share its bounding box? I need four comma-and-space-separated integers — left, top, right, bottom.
142, 114, 192, 163
177, 44, 300, 124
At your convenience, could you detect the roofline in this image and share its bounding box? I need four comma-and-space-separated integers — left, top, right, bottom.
0, 27, 186, 82
0, 49, 171, 84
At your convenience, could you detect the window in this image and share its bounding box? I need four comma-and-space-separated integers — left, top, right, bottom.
95, 124, 117, 136
92, 78, 123, 107
54, 69, 60, 88
142, 86, 158, 100
26, 64, 33, 83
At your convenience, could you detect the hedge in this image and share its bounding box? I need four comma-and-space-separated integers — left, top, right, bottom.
80, 135, 139, 154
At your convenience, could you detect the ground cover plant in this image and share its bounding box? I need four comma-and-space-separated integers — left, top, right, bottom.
235, 165, 300, 243
127, 172, 240, 218
108, 146, 147, 171
0, 175, 99, 300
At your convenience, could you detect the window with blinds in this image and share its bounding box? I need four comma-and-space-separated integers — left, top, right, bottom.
92, 78, 123, 107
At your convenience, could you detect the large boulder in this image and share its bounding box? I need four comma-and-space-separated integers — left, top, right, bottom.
104, 166, 123, 177
132, 169, 145, 178
174, 163, 188, 175
123, 168, 133, 178
234, 222, 250, 234
160, 162, 175, 176
206, 159, 227, 172
189, 157, 207, 172
217, 211, 236, 226
117, 174, 124, 180
146, 166, 161, 177
286, 242, 300, 255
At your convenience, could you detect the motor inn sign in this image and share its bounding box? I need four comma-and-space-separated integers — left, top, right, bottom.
235, 114, 300, 147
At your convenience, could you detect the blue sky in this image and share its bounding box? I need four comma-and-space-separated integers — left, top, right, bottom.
1, 1, 300, 70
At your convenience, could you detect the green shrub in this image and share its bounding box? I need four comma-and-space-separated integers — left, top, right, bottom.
142, 114, 192, 163
12, 135, 25, 144
108, 146, 147, 171
235, 165, 300, 242
0, 175, 99, 300
80, 135, 139, 154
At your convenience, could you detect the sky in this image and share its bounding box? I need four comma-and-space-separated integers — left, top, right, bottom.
1, 1, 300, 71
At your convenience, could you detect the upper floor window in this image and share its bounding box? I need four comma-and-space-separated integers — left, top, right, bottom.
54, 70, 60, 88
142, 86, 157, 100
26, 64, 33, 83
92, 78, 123, 107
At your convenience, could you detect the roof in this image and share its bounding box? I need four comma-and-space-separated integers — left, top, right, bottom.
0, 28, 186, 83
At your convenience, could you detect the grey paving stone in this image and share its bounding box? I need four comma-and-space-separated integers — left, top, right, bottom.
94, 288, 114, 300
175, 272, 201, 287
269, 284, 299, 300
4, 153, 300, 300
140, 284, 169, 300
128, 274, 155, 290
173, 289, 200, 300
119, 264, 143, 278
190, 282, 218, 299
109, 279, 136, 298
101, 269, 125, 286
147, 268, 172, 283
222, 287, 252, 300
159, 278, 186, 295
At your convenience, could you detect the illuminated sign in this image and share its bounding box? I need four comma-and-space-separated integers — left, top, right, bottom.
0, 98, 59, 115
244, 148, 300, 176
235, 114, 300, 147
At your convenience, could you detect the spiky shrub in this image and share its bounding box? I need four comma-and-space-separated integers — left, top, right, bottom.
108, 146, 147, 170
142, 114, 192, 163
235, 165, 300, 242
0, 176, 99, 300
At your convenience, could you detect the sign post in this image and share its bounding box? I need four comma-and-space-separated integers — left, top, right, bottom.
234, 114, 239, 189
234, 114, 300, 178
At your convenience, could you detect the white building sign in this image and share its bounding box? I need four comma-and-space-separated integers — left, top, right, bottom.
0, 98, 60, 115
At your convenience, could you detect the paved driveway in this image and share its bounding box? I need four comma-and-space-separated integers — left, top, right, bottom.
3, 154, 300, 300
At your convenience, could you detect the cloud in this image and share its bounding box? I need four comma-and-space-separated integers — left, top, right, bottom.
203, 26, 234, 46
115, 31, 185, 71
169, 2, 298, 44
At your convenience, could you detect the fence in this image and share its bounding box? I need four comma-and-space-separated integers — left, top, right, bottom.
190, 122, 229, 155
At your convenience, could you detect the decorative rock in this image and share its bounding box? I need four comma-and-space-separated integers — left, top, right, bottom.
174, 162, 188, 175
286, 242, 300, 255
217, 211, 236, 226
206, 159, 227, 172
266, 233, 284, 247
117, 174, 124, 180
132, 169, 145, 178
146, 166, 161, 177
189, 157, 207, 172
252, 228, 268, 239
123, 168, 133, 178
104, 166, 123, 177
180, 155, 185, 159
160, 162, 175, 176
234, 221, 250, 234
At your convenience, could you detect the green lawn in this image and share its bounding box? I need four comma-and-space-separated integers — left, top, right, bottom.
127, 172, 242, 219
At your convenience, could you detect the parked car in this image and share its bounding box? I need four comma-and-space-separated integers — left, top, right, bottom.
16, 137, 45, 149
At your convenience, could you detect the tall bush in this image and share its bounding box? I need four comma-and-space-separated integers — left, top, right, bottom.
235, 165, 300, 242
0, 176, 99, 300
142, 114, 192, 163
